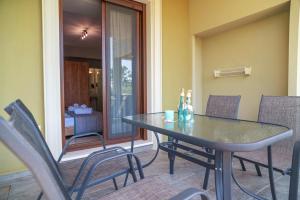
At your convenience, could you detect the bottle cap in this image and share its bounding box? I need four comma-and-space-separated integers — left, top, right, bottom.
180, 88, 185, 96
187, 90, 192, 98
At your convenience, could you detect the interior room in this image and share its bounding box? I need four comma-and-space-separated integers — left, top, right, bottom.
62, 0, 103, 149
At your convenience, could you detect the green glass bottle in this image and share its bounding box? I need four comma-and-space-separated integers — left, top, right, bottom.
178, 88, 185, 121
185, 90, 194, 122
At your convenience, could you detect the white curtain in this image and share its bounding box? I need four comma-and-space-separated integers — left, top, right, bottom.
106, 4, 137, 138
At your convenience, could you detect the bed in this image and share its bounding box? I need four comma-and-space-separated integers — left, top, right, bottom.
64, 111, 103, 137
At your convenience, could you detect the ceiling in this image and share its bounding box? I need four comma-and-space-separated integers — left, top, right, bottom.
63, 0, 101, 49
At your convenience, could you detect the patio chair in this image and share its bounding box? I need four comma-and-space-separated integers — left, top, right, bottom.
4, 100, 140, 197
233, 139, 300, 200
0, 117, 209, 200
5, 99, 105, 162
161, 95, 241, 189
202, 95, 241, 189
234, 96, 300, 200
205, 95, 241, 119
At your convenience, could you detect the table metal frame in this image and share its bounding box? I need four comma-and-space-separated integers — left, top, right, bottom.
123, 114, 292, 200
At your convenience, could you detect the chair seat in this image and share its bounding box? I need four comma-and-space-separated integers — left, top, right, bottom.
59, 150, 132, 190
84, 175, 204, 200
235, 145, 293, 172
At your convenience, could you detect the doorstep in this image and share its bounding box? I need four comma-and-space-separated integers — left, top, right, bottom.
62, 139, 153, 161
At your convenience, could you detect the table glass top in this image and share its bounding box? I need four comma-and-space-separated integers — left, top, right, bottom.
123, 113, 291, 145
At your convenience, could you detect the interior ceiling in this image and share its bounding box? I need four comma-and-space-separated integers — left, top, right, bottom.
63, 0, 101, 49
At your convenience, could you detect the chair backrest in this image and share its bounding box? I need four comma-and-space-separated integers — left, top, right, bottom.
0, 117, 70, 200
289, 140, 300, 200
205, 95, 241, 119
5, 100, 63, 181
258, 96, 300, 152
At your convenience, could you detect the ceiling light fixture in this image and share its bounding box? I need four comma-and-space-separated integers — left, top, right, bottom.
81, 29, 88, 40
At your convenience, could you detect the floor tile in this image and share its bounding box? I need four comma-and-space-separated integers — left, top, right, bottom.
0, 150, 292, 200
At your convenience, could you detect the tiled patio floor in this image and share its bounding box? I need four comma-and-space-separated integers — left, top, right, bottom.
0, 149, 291, 200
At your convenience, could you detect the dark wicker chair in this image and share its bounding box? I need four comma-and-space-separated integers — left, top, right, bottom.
4, 100, 139, 198
234, 96, 300, 200
0, 117, 209, 200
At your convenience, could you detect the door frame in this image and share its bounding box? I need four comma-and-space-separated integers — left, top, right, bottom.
42, 0, 162, 159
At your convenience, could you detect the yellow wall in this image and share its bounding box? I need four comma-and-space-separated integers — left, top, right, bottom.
189, 0, 289, 35
0, 0, 294, 176
0, 0, 44, 175
162, 0, 192, 110
201, 11, 289, 120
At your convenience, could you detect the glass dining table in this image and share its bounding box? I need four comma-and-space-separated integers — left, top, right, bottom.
122, 113, 293, 200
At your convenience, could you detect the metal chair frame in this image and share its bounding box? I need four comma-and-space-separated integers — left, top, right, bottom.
0, 117, 209, 200
233, 95, 300, 200
4, 100, 136, 197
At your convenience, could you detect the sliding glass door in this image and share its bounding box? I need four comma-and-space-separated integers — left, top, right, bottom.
102, 0, 145, 142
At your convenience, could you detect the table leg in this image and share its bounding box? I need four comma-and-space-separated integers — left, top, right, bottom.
215, 151, 223, 199
215, 151, 232, 200
223, 152, 232, 199
267, 146, 277, 200
168, 136, 176, 174
130, 126, 136, 152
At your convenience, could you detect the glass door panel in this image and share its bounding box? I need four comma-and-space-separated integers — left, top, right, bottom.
104, 2, 140, 139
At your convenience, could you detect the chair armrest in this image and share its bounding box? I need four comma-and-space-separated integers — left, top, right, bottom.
169, 188, 209, 200
75, 152, 144, 199
58, 132, 105, 162
69, 147, 129, 189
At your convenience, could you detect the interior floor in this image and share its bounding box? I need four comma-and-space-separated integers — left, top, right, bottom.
65, 134, 103, 151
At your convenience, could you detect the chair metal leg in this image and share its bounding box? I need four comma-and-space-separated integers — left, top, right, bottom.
203, 148, 213, 189
255, 164, 262, 177
123, 172, 129, 187
239, 159, 247, 171
113, 178, 118, 190
267, 146, 277, 200
203, 160, 211, 190
127, 155, 137, 182
37, 192, 43, 200
100, 134, 106, 150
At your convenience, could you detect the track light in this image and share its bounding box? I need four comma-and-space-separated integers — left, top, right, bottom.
81, 30, 88, 40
